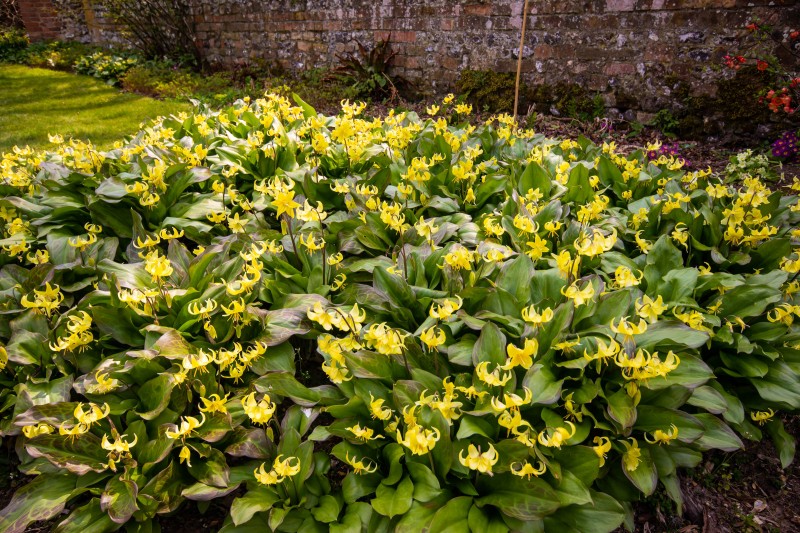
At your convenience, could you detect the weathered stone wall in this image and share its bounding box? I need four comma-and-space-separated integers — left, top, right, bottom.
19, 0, 800, 121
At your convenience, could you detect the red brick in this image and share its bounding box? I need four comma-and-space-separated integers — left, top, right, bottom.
604, 62, 636, 75
464, 4, 492, 16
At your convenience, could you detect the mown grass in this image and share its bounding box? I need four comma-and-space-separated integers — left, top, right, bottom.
0, 64, 189, 153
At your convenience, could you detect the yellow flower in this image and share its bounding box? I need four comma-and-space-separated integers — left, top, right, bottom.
610, 316, 648, 338
188, 299, 218, 319
476, 361, 513, 387
635, 294, 667, 323
537, 421, 576, 448
144, 252, 173, 282
101, 433, 137, 454
273, 189, 301, 218
525, 234, 550, 260
521, 305, 553, 326
635, 231, 652, 253
179, 445, 193, 467
420, 326, 446, 350
511, 460, 546, 479
611, 266, 642, 289
429, 296, 462, 320
242, 392, 276, 424
68, 232, 97, 252
621, 438, 642, 471
459, 443, 498, 474
369, 394, 393, 420
345, 452, 378, 474
575, 228, 617, 257
561, 280, 595, 306
200, 393, 230, 414
490, 389, 532, 412
671, 223, 689, 250
159, 227, 184, 240
74, 402, 110, 427
592, 436, 611, 466
222, 298, 246, 322
22, 423, 54, 439
483, 217, 505, 238
503, 338, 538, 370
645, 424, 679, 445
750, 409, 775, 426
443, 245, 473, 270
396, 425, 440, 455
165, 414, 205, 440
273, 455, 301, 478
20, 282, 64, 316
346, 423, 384, 442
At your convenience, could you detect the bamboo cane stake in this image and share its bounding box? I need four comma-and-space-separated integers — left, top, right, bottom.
514, 0, 531, 118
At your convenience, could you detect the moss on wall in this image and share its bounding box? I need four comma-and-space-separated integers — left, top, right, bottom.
455, 69, 519, 113
528, 82, 604, 121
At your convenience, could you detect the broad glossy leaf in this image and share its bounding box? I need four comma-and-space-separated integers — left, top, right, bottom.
371, 475, 413, 518
0, 474, 77, 533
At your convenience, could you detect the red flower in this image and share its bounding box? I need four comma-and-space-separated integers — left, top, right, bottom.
757, 60, 768, 71
791, 30, 799, 40
746, 23, 758, 32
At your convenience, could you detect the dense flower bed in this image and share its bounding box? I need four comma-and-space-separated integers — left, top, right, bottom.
0, 95, 798, 532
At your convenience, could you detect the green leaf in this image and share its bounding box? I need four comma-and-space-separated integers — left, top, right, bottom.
428, 496, 472, 533
311, 495, 341, 523
553, 446, 601, 486
622, 445, 657, 496
644, 353, 713, 390
230, 486, 279, 526
687, 385, 727, 414
634, 406, 704, 443
0, 474, 77, 533
292, 93, 318, 118
371, 475, 413, 518
136, 374, 175, 420
342, 472, 381, 504
693, 413, 743, 452
53, 500, 116, 533
100, 475, 138, 524
456, 415, 495, 439
518, 162, 551, 198
765, 419, 796, 468
476, 475, 561, 521
495, 254, 535, 306
25, 433, 108, 475
543, 491, 625, 533
472, 322, 507, 366
643, 236, 683, 288
187, 448, 230, 488
523, 364, 563, 405
635, 321, 709, 352
254, 372, 321, 407
606, 388, 637, 430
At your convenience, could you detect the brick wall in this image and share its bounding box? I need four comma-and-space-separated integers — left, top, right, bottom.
18, 0, 62, 40
18, 0, 800, 121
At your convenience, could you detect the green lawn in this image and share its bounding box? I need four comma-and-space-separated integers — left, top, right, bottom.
0, 65, 190, 153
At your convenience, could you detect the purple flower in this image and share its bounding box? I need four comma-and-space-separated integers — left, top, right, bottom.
772, 130, 799, 161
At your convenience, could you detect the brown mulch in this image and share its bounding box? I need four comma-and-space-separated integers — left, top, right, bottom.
622, 416, 800, 533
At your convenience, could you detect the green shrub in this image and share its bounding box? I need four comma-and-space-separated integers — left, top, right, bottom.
74, 51, 142, 85
0, 95, 798, 533
20, 41, 94, 70
0, 27, 28, 62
